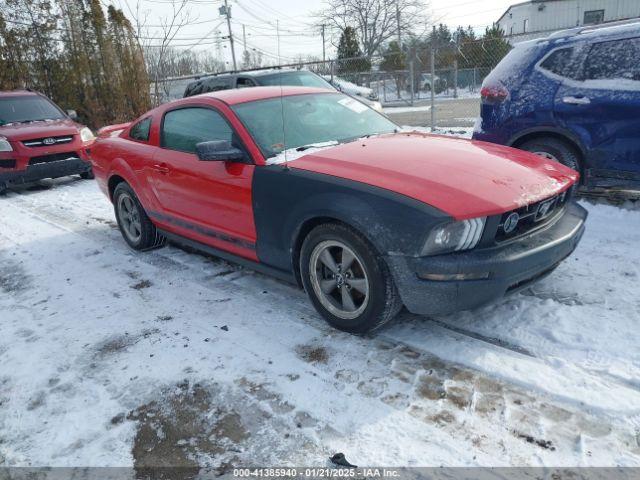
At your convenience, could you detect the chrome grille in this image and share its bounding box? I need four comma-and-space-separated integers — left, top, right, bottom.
495, 190, 570, 242
22, 136, 74, 147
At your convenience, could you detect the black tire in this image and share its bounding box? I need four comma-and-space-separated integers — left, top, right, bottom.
0, 182, 7, 196
113, 182, 165, 251
300, 223, 403, 334
519, 137, 582, 176
80, 169, 95, 180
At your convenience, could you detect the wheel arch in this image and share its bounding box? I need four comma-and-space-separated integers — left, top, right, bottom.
107, 174, 127, 202
510, 127, 586, 159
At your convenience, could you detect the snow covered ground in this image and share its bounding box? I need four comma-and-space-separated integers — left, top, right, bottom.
1, 175, 640, 471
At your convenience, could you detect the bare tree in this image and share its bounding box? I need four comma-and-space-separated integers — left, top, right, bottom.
317, 0, 431, 57
127, 0, 194, 104
241, 49, 264, 70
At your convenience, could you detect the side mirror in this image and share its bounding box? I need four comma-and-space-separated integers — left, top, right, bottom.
67, 109, 78, 120
195, 140, 245, 162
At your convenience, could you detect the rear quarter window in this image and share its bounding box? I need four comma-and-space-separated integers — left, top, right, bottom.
129, 118, 151, 142
539, 47, 581, 80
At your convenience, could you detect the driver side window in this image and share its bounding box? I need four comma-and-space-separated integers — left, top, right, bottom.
161, 107, 234, 154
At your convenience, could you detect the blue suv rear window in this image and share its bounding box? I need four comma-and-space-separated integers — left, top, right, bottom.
539, 47, 578, 79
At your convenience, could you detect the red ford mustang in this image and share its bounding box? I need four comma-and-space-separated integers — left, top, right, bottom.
90, 86, 587, 333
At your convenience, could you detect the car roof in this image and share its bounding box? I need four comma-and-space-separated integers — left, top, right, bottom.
199, 68, 308, 80
0, 90, 41, 97
546, 19, 640, 43
183, 86, 334, 105
246, 69, 309, 77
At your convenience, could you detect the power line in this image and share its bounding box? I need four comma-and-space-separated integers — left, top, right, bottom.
240, 0, 315, 27
234, 0, 314, 30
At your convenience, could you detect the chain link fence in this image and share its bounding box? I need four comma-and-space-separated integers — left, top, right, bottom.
154, 37, 512, 133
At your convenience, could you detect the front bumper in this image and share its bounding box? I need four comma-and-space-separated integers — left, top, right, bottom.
0, 157, 91, 186
386, 202, 587, 316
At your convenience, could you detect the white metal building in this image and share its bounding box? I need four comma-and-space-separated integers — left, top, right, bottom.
497, 0, 640, 41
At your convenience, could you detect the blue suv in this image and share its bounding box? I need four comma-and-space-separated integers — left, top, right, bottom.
473, 21, 640, 192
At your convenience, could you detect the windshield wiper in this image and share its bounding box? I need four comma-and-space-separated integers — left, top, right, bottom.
15, 118, 54, 124
295, 145, 316, 152
295, 141, 339, 152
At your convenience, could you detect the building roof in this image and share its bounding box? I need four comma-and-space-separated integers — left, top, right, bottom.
497, 0, 566, 24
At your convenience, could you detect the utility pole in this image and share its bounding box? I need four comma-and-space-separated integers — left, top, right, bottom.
395, 1, 402, 49
276, 19, 281, 64
221, 0, 237, 70
242, 23, 248, 67
430, 25, 436, 131
321, 23, 326, 62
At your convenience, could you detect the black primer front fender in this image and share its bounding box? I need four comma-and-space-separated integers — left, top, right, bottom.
251, 165, 450, 277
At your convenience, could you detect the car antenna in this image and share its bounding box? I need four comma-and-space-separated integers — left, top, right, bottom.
279, 71, 289, 171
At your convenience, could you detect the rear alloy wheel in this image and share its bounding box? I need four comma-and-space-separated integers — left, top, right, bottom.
113, 182, 165, 251
519, 137, 582, 176
300, 223, 402, 334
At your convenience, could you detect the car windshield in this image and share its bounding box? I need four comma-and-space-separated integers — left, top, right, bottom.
232, 93, 398, 159
257, 71, 334, 90
0, 95, 65, 125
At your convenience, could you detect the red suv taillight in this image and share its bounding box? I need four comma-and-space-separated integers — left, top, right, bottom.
481, 83, 509, 103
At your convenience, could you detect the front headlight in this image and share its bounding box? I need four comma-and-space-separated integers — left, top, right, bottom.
371, 101, 383, 112
0, 136, 13, 152
80, 127, 95, 143
421, 217, 486, 256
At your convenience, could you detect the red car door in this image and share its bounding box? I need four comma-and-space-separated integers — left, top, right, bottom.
147, 104, 257, 260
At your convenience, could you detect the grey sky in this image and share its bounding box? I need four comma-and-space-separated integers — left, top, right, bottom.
111, 0, 516, 66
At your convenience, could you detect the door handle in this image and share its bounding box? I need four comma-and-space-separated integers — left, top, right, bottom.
562, 95, 591, 105
152, 163, 170, 174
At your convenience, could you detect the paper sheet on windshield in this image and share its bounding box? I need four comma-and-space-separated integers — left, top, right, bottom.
338, 97, 368, 113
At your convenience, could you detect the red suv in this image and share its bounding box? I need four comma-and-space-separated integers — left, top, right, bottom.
0, 90, 95, 194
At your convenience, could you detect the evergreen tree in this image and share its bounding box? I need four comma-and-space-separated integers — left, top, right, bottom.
380, 40, 405, 96
481, 25, 512, 68
380, 41, 405, 71
336, 26, 370, 76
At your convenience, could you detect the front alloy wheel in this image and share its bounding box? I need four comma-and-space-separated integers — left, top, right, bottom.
309, 240, 370, 320
300, 223, 403, 334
